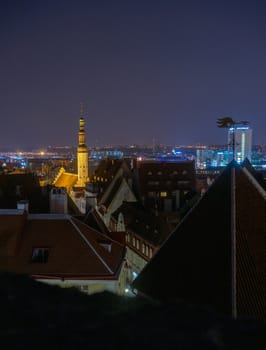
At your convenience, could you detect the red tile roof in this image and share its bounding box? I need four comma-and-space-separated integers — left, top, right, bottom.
0, 213, 125, 281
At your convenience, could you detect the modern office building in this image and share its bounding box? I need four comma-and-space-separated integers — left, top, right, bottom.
228, 125, 252, 163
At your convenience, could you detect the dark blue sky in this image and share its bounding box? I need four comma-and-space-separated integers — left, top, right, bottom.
1, 0, 266, 149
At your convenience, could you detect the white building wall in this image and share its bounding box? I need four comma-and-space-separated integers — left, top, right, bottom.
49, 188, 68, 214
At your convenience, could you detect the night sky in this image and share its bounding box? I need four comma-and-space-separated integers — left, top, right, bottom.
1, 0, 266, 149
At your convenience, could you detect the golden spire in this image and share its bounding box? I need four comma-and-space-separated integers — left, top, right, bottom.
78, 101, 86, 146
76, 102, 89, 187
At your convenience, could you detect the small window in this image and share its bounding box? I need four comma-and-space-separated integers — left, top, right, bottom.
31, 248, 49, 263
146, 246, 149, 256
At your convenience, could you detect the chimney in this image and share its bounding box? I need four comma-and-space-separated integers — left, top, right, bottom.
17, 200, 29, 213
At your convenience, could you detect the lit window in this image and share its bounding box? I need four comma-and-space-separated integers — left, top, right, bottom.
142, 243, 145, 254
160, 191, 167, 197
31, 248, 49, 263
136, 240, 140, 249
132, 271, 138, 280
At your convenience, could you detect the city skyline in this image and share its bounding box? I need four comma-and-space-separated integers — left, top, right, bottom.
1, 0, 266, 149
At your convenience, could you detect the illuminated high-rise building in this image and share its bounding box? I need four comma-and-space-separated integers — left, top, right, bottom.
76, 105, 89, 187
228, 124, 252, 163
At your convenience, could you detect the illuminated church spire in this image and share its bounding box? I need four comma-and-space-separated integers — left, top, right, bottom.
76, 102, 89, 187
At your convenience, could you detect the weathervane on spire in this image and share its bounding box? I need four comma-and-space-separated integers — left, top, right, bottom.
80, 101, 84, 118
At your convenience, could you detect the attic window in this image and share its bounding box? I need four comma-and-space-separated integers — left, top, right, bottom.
31, 248, 49, 263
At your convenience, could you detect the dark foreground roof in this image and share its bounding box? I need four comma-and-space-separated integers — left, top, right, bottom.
132, 161, 266, 319
2, 272, 266, 349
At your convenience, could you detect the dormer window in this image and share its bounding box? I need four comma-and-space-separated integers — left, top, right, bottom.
31, 248, 49, 263
98, 239, 112, 253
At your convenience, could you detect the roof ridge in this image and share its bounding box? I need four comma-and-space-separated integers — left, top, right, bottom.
241, 167, 266, 200
74, 216, 124, 247
69, 217, 114, 274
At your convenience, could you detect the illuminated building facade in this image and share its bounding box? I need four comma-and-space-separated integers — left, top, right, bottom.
228, 125, 252, 163
196, 149, 230, 169
137, 160, 196, 213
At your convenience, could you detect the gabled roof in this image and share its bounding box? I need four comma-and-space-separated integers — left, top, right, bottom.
242, 158, 266, 190
132, 161, 266, 319
53, 171, 78, 189
112, 202, 173, 246
99, 177, 123, 208
0, 173, 48, 212
83, 208, 110, 236
0, 213, 125, 280
99, 176, 137, 211
93, 159, 131, 180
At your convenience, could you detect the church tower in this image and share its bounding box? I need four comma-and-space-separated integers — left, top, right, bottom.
76, 103, 89, 187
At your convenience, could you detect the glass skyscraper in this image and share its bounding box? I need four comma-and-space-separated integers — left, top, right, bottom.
228, 125, 252, 163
